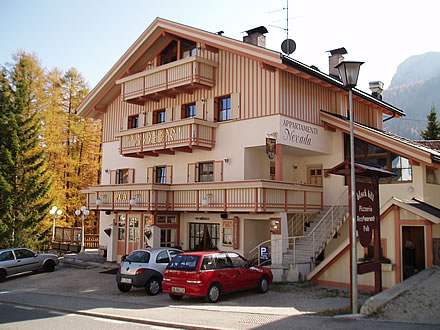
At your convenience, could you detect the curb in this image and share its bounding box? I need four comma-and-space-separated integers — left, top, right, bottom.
360, 266, 438, 316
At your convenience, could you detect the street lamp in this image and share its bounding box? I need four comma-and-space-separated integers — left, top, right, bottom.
49, 206, 63, 241
75, 206, 90, 253
336, 60, 363, 314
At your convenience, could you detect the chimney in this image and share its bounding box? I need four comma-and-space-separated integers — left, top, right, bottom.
243, 26, 268, 48
328, 47, 347, 79
369, 81, 384, 100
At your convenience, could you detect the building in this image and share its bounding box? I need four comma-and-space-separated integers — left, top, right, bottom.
77, 18, 440, 288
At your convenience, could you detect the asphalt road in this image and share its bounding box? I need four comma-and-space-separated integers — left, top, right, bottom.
0, 265, 437, 329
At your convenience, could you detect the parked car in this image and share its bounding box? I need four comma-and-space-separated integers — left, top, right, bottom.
162, 251, 273, 303
116, 247, 183, 295
0, 248, 59, 282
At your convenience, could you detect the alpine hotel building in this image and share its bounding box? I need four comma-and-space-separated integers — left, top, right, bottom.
78, 18, 440, 289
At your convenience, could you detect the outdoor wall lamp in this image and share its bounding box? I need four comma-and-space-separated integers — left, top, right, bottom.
75, 206, 90, 253
129, 198, 136, 206
96, 198, 102, 206
336, 60, 363, 314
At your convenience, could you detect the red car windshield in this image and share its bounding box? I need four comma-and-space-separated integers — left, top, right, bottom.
166, 255, 200, 271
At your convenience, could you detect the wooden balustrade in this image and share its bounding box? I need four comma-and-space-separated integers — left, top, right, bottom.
85, 180, 323, 214
116, 56, 217, 104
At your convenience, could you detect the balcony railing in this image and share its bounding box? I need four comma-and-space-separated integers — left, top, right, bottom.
84, 180, 323, 214
116, 56, 217, 103
115, 118, 217, 157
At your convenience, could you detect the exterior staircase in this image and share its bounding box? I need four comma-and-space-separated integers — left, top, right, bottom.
283, 205, 348, 266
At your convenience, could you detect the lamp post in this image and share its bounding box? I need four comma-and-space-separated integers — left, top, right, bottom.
336, 60, 363, 314
75, 206, 90, 253
49, 206, 63, 242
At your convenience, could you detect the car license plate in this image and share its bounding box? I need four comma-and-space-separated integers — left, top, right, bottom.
121, 277, 132, 284
171, 287, 185, 294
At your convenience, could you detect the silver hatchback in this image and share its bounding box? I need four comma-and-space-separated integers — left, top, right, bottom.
116, 247, 182, 295
0, 248, 59, 282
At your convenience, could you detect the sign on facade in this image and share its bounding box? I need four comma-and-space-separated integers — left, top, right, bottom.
355, 181, 379, 247
260, 246, 270, 261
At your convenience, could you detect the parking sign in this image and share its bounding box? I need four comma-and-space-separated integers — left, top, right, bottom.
260, 246, 270, 261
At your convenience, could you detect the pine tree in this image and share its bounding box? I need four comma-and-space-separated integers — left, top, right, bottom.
420, 106, 440, 140
0, 53, 53, 249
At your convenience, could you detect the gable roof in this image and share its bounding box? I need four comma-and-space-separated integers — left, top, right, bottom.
381, 197, 440, 224
321, 110, 440, 168
77, 17, 405, 120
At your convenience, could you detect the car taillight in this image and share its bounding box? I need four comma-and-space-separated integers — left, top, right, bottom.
186, 280, 202, 284
135, 268, 145, 276
163, 277, 171, 281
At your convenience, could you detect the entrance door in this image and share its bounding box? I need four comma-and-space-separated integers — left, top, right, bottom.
308, 166, 323, 185
402, 226, 425, 280
126, 214, 141, 255
189, 223, 219, 251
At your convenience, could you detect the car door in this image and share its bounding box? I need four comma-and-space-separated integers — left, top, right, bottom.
154, 250, 171, 274
213, 253, 236, 292
12, 249, 39, 273
0, 250, 18, 275
227, 253, 257, 289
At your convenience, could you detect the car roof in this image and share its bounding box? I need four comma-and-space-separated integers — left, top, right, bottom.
131, 247, 182, 254
176, 251, 235, 257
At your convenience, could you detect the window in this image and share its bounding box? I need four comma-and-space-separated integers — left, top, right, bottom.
155, 166, 166, 184
160, 40, 177, 65
215, 253, 233, 269
199, 162, 214, 182
426, 167, 440, 185
228, 253, 248, 268
181, 40, 197, 59
157, 215, 177, 224
153, 109, 166, 124
156, 250, 170, 264
128, 114, 139, 129
118, 215, 126, 241
201, 255, 215, 270
128, 216, 139, 242
159, 39, 196, 65
14, 249, 34, 259
160, 228, 177, 247
182, 103, 196, 118
189, 223, 219, 251
117, 169, 129, 184
216, 96, 231, 122
127, 250, 149, 263
344, 135, 413, 183
167, 254, 200, 271
0, 251, 14, 261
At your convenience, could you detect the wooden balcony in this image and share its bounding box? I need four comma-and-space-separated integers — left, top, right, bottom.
84, 180, 323, 214
115, 118, 217, 157
116, 56, 217, 104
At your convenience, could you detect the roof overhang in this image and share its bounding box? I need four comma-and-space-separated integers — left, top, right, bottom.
381, 197, 440, 224
321, 110, 440, 168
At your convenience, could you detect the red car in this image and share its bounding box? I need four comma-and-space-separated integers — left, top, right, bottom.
162, 251, 273, 303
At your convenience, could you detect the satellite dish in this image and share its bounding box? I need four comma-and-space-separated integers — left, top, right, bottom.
281, 39, 296, 55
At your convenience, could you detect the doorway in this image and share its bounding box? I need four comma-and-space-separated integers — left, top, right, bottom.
189, 223, 220, 251
402, 226, 425, 280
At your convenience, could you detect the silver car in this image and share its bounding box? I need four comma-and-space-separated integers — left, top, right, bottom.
0, 248, 59, 282
116, 247, 182, 295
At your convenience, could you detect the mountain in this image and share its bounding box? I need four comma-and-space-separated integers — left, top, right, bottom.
382, 52, 440, 139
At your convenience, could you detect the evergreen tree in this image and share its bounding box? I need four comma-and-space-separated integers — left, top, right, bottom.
420, 106, 440, 140
0, 53, 53, 249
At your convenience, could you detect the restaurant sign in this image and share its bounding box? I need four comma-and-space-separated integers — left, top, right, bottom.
355, 182, 379, 247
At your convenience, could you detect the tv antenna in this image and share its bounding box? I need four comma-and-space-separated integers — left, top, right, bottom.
269, 0, 297, 55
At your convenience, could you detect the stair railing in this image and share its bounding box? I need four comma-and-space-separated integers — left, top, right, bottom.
247, 187, 348, 266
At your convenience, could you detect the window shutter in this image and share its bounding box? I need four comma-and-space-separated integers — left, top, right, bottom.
147, 167, 154, 183
121, 116, 128, 131
187, 163, 197, 183
213, 161, 223, 182
195, 100, 204, 120
174, 105, 181, 121
128, 168, 135, 183
206, 98, 214, 122
110, 170, 117, 184
139, 112, 145, 127
146, 111, 153, 126
166, 107, 173, 122
231, 93, 240, 120
166, 165, 173, 184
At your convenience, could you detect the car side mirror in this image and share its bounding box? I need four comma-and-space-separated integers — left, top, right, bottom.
121, 254, 127, 262
33, 253, 38, 258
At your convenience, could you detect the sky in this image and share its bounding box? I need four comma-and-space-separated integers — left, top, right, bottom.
1, 0, 439, 93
